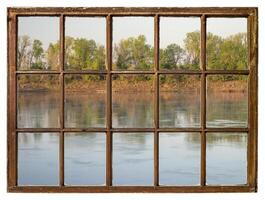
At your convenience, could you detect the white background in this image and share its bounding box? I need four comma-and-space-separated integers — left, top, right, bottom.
0, 0, 264, 199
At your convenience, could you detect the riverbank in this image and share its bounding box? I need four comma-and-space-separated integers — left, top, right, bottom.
18, 79, 247, 93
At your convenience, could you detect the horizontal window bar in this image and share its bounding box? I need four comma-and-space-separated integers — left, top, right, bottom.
205, 128, 249, 132
9, 185, 253, 193
9, 7, 256, 15
16, 127, 249, 133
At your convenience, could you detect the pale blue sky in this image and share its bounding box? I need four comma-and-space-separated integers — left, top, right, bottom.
160, 17, 200, 48
18, 16, 247, 50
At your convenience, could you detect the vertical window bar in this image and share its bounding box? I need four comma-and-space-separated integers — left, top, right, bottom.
8, 12, 18, 187
154, 14, 160, 187
106, 14, 113, 186
200, 14, 207, 186
247, 10, 258, 189
59, 14, 65, 186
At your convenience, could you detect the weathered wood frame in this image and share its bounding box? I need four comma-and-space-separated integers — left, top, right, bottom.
7, 7, 258, 193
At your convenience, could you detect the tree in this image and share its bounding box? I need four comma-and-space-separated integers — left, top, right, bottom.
31, 39, 44, 69
17, 35, 31, 70
184, 31, 200, 69
206, 33, 223, 70
114, 35, 153, 70
160, 44, 185, 70
46, 41, 60, 70
219, 33, 247, 70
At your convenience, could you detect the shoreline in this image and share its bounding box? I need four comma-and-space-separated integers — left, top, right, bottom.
18, 79, 247, 93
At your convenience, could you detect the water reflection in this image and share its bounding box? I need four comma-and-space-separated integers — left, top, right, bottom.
17, 91, 60, 128
64, 133, 105, 185
65, 93, 106, 128
160, 92, 200, 127
207, 92, 248, 127
18, 133, 59, 185
206, 133, 247, 185
18, 90, 248, 185
113, 133, 153, 185
18, 90, 247, 129
112, 92, 154, 128
159, 133, 201, 185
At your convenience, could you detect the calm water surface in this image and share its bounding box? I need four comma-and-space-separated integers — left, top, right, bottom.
17, 91, 247, 185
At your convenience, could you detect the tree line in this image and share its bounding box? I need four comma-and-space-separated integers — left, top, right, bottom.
17, 31, 247, 83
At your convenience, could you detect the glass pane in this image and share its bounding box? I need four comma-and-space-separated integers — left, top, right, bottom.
17, 17, 59, 70
112, 75, 154, 128
18, 133, 59, 185
113, 17, 154, 70
64, 133, 106, 185
65, 75, 106, 128
65, 17, 106, 70
113, 133, 153, 185
206, 75, 248, 127
159, 75, 200, 127
17, 75, 60, 128
160, 17, 200, 70
159, 133, 200, 185
206, 133, 247, 185
206, 18, 247, 70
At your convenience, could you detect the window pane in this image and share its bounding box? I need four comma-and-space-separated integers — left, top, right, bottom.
159, 75, 200, 127
65, 17, 106, 70
206, 75, 248, 127
64, 133, 106, 185
18, 133, 59, 185
17, 17, 59, 70
112, 75, 154, 128
206, 133, 247, 185
113, 17, 154, 70
17, 75, 60, 128
113, 133, 153, 185
160, 17, 200, 70
206, 18, 247, 70
65, 75, 106, 128
159, 133, 200, 185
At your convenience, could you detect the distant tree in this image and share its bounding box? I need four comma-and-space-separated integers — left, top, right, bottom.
17, 35, 32, 70
184, 31, 200, 69
114, 35, 153, 70
31, 39, 44, 69
160, 43, 185, 70
46, 41, 60, 70
219, 33, 247, 70
206, 32, 223, 70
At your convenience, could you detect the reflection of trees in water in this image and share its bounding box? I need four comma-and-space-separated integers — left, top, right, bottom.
184, 132, 247, 148
207, 92, 248, 125
112, 92, 153, 127
18, 133, 58, 145
115, 133, 150, 145
17, 91, 60, 128
65, 93, 106, 127
64, 133, 105, 149
159, 92, 200, 127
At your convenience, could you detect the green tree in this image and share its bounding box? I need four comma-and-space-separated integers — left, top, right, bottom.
72, 38, 97, 70
114, 35, 153, 70
31, 39, 44, 69
46, 41, 60, 70
206, 32, 223, 70
184, 31, 200, 69
160, 43, 184, 70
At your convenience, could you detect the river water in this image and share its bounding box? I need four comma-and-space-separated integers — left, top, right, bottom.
17, 91, 248, 186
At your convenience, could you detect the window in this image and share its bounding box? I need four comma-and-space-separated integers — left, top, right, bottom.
7, 7, 258, 193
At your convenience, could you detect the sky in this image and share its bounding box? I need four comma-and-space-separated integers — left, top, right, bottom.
18, 16, 247, 50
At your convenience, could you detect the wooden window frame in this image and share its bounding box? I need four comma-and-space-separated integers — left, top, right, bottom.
7, 7, 258, 193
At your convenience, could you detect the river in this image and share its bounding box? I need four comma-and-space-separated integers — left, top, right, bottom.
17, 90, 248, 186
